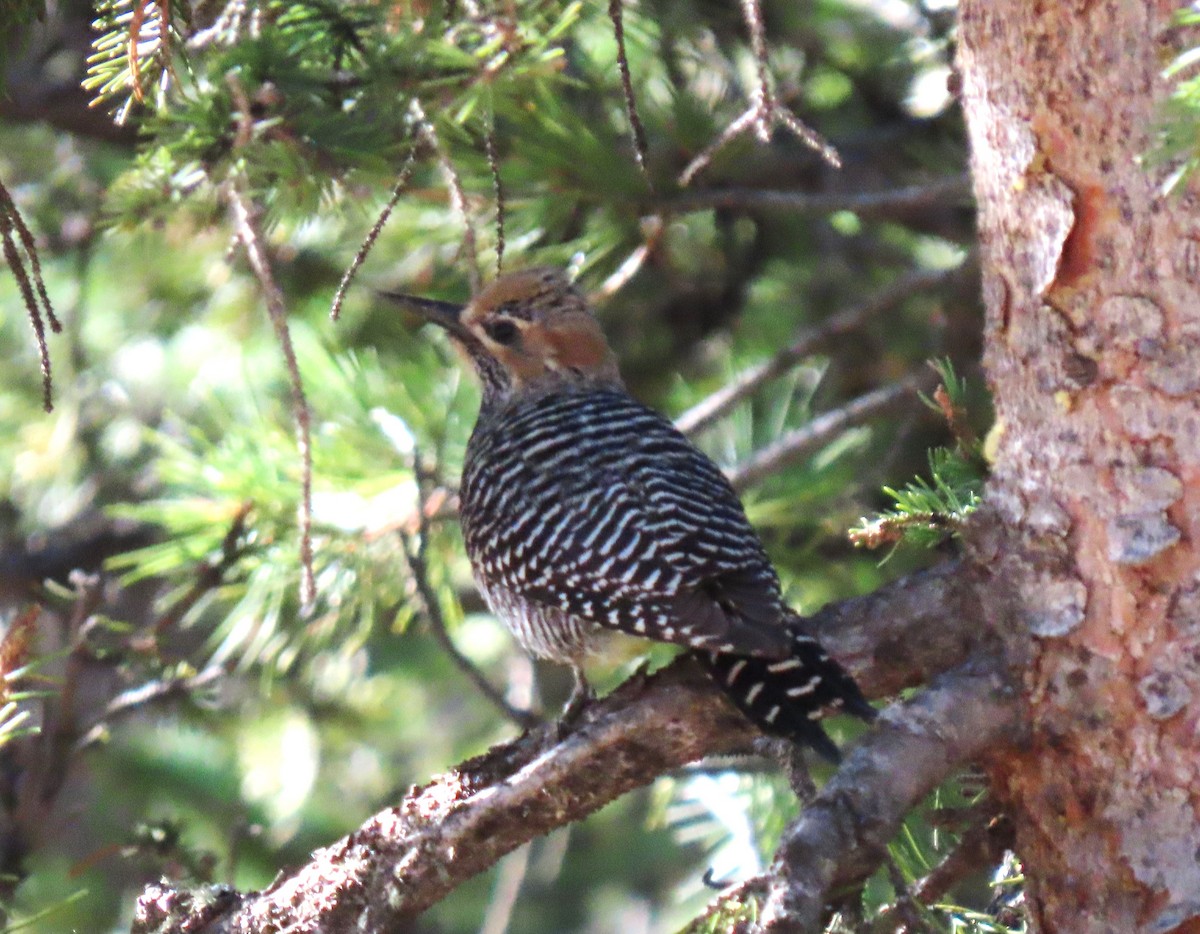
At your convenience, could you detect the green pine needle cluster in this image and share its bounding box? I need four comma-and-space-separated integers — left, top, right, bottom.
1154, 6, 1200, 192
106, 334, 476, 681
852, 359, 987, 552
90, 0, 590, 230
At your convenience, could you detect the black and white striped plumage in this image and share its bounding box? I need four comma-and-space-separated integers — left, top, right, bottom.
388, 267, 874, 759
461, 388, 790, 663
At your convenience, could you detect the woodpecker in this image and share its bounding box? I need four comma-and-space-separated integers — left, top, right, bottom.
386, 267, 874, 760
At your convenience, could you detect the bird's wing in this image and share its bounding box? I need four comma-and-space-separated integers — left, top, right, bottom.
468, 390, 789, 658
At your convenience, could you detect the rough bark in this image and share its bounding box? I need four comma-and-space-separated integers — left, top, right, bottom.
957, 4, 1200, 931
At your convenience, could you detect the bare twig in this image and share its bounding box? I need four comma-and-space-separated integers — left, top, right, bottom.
757, 658, 1019, 932
674, 175, 972, 217
727, 378, 923, 492
679, 107, 758, 189
150, 501, 252, 638
225, 185, 316, 608
188, 0, 249, 49
607, 0, 653, 186
34, 572, 104, 806
0, 177, 60, 412
74, 666, 226, 753
676, 264, 972, 437
678, 0, 839, 186
399, 529, 538, 729
401, 462, 539, 730
592, 215, 664, 300
485, 119, 506, 276
330, 148, 417, 321
411, 99, 482, 292
871, 812, 1014, 934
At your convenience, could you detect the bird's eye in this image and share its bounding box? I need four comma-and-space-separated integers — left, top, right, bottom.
484, 318, 520, 345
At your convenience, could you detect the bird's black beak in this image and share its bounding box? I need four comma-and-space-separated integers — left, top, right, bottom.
380, 291, 471, 340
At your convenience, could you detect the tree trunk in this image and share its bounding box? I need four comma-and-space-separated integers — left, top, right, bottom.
958, 3, 1200, 932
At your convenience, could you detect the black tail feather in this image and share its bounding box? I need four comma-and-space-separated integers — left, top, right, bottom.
696, 619, 874, 763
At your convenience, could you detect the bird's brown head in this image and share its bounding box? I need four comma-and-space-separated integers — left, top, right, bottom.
386, 267, 621, 404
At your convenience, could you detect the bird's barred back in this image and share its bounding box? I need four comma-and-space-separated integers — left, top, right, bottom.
460, 387, 788, 661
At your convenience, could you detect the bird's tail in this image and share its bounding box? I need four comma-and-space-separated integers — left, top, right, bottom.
695, 614, 874, 762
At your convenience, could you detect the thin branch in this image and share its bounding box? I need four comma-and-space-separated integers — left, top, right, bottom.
149, 500, 251, 638
676, 263, 972, 437
485, 119, 506, 276
401, 460, 538, 730
33, 572, 103, 808
679, 107, 758, 188
592, 215, 664, 301
870, 812, 1014, 934
727, 377, 924, 492
225, 185, 316, 608
129, 562, 994, 933
608, 0, 653, 186
911, 815, 1014, 908
756, 658, 1020, 932
74, 666, 226, 753
678, 0, 839, 186
411, 98, 482, 292
399, 527, 538, 730
674, 175, 972, 217
187, 0, 249, 49
742, 0, 773, 142
0, 177, 60, 412
330, 147, 417, 321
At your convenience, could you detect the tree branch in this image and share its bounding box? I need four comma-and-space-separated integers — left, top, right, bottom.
797, 559, 985, 699
130, 560, 992, 933
132, 660, 752, 933
673, 176, 971, 218
728, 377, 926, 492
399, 524, 540, 730
756, 657, 1020, 932
676, 263, 973, 438
677, 0, 839, 185
869, 810, 1014, 934
74, 666, 226, 754
225, 182, 316, 609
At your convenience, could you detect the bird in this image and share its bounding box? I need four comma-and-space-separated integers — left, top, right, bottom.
385, 267, 874, 760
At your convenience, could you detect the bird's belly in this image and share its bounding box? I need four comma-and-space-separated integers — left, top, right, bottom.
477, 578, 601, 664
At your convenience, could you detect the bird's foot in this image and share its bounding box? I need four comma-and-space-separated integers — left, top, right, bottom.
553, 670, 595, 740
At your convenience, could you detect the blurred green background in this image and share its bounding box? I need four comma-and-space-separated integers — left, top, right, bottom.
0, 1, 1007, 931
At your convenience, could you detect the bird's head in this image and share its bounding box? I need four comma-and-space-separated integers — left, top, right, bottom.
385, 267, 621, 404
